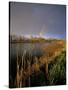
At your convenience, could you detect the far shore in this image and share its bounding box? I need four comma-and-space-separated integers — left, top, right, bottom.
10, 39, 65, 44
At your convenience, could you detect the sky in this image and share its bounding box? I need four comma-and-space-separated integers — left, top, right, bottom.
10, 2, 66, 39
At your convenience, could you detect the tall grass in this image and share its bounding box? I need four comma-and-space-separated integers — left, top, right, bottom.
48, 50, 66, 85
9, 40, 66, 88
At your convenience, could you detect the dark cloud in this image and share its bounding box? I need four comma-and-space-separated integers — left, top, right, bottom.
10, 2, 66, 39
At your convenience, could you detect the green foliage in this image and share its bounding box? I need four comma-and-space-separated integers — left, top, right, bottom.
49, 51, 66, 85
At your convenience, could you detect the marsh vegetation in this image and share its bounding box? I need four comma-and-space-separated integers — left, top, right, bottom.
9, 39, 66, 88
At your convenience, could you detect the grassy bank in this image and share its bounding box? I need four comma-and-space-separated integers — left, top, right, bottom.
9, 40, 66, 88
48, 50, 66, 85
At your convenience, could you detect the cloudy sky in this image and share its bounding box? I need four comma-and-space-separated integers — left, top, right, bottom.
10, 2, 66, 39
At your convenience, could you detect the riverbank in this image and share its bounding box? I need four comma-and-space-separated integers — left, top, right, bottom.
9, 39, 66, 88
